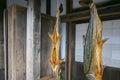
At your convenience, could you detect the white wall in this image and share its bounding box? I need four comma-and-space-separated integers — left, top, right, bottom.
75, 23, 88, 62
60, 23, 66, 60
75, 19, 120, 68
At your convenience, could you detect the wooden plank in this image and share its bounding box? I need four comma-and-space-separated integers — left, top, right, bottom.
61, 3, 120, 23
15, 6, 26, 80
26, 0, 41, 80
8, 4, 27, 80
3, 9, 8, 80
66, 22, 75, 80
8, 5, 15, 80
40, 14, 55, 78
0, 9, 4, 69
0, 8, 4, 80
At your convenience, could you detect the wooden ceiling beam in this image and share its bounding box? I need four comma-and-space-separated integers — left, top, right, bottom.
61, 3, 120, 23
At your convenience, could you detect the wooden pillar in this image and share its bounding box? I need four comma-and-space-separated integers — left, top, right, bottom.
8, 5, 27, 80
26, 0, 41, 80
3, 9, 8, 80
66, 22, 75, 80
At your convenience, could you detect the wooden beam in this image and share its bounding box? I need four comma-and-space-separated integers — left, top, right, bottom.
61, 3, 120, 23
26, 0, 41, 80
66, 22, 75, 80
41, 13, 55, 20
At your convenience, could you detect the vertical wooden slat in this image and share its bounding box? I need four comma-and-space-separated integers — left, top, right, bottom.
0, 9, 4, 80
8, 5, 15, 80
66, 22, 75, 80
40, 16, 55, 78
15, 6, 26, 80
3, 9, 8, 80
33, 0, 41, 79
8, 5, 27, 80
0, 11, 4, 69
26, 0, 41, 80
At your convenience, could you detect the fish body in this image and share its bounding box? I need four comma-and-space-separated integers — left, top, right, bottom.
83, 2, 108, 80
49, 4, 63, 77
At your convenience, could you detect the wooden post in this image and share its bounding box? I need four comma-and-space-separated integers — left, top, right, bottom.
66, 22, 75, 80
3, 9, 8, 80
8, 5, 27, 80
26, 0, 41, 80
66, 0, 73, 14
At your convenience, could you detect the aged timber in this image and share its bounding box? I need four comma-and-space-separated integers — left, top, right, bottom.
8, 5, 27, 80
61, 2, 120, 23
41, 11, 55, 78
66, 22, 75, 80
26, 0, 41, 80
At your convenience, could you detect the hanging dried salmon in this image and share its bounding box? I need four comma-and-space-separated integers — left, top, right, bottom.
48, 4, 63, 78
79, 0, 109, 80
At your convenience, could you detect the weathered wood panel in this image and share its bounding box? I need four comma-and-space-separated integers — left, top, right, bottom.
15, 7, 26, 80
26, 0, 41, 80
3, 9, 8, 80
66, 22, 75, 80
0, 11, 4, 80
8, 5, 26, 80
40, 15, 55, 78
0, 12, 4, 69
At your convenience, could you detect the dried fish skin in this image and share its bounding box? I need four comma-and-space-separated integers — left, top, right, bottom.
83, 2, 108, 80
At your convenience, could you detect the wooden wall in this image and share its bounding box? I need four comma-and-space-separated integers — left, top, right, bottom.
26, 0, 41, 80
8, 5, 26, 80
40, 14, 55, 78
0, 12, 4, 69
0, 11, 4, 80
